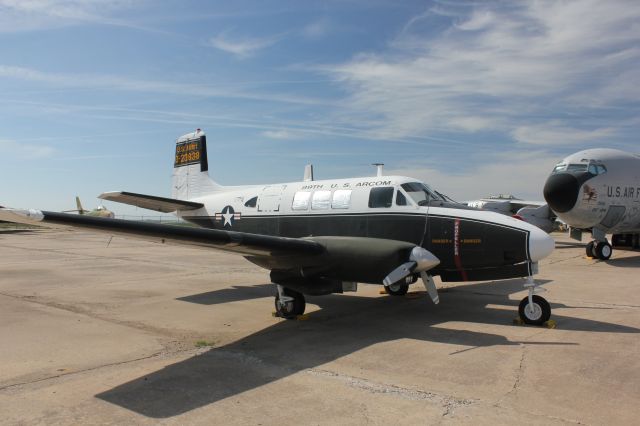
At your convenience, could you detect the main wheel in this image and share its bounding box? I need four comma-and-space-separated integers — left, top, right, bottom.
275, 289, 305, 319
518, 295, 551, 326
585, 241, 595, 258
595, 241, 612, 260
385, 282, 409, 296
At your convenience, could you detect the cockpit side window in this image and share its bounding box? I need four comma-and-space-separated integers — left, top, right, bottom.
400, 182, 441, 206
244, 196, 258, 208
596, 165, 607, 174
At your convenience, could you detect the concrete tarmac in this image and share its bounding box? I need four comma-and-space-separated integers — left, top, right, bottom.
0, 229, 639, 425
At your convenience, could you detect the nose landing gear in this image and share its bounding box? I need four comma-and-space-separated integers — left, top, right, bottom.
518, 276, 551, 326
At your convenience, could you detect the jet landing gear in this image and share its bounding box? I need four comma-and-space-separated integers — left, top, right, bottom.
586, 240, 612, 260
518, 276, 551, 326
274, 285, 306, 319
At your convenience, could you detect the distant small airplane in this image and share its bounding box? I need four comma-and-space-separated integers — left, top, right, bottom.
0, 130, 555, 325
544, 148, 640, 260
465, 195, 555, 233
63, 197, 114, 218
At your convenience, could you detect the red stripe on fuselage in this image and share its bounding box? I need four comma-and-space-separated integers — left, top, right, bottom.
454, 218, 469, 281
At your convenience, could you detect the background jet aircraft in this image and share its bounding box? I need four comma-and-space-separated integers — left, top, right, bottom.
465, 195, 556, 233
63, 196, 115, 218
543, 148, 640, 260
0, 130, 555, 325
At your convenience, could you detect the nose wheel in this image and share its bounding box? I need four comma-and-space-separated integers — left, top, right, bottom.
518, 276, 551, 325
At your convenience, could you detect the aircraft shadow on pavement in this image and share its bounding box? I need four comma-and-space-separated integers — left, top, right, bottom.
176, 284, 273, 305
97, 281, 639, 418
604, 255, 640, 268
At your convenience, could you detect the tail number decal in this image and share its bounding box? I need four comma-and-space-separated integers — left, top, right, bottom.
174, 140, 202, 167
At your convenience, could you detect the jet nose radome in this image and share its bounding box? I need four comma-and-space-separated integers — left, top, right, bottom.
528, 227, 555, 262
543, 173, 579, 213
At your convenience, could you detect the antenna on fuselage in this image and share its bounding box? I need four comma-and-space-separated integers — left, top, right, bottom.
372, 163, 384, 177
303, 164, 314, 182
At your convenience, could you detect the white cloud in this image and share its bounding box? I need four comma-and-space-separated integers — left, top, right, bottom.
512, 123, 615, 146
0, 0, 139, 32
208, 32, 281, 58
0, 139, 54, 159
0, 65, 327, 106
261, 129, 296, 140
386, 150, 560, 202
321, 0, 640, 143
302, 18, 330, 39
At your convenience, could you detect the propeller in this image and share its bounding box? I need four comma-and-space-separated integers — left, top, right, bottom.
420, 271, 439, 304
383, 246, 440, 304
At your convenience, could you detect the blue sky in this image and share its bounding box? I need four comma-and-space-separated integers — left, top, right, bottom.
1, 0, 638, 215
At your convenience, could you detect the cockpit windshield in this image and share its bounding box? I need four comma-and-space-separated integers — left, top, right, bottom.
552, 162, 606, 175
401, 182, 445, 206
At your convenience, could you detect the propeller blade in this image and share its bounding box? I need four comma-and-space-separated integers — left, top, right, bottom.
420, 271, 439, 304
383, 261, 416, 286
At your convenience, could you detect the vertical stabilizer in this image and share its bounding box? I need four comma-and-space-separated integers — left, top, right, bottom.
75, 196, 85, 214
171, 129, 222, 200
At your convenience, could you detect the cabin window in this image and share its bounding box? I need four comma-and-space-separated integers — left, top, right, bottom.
396, 190, 408, 206
332, 190, 352, 209
244, 196, 258, 208
597, 165, 607, 174
292, 191, 311, 210
368, 187, 394, 208
312, 190, 332, 210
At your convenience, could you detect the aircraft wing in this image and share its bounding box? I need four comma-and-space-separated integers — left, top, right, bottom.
508, 200, 546, 211
0, 207, 437, 287
0, 208, 322, 257
98, 191, 204, 213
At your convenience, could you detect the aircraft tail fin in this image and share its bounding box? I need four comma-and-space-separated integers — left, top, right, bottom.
75, 196, 85, 214
171, 129, 222, 199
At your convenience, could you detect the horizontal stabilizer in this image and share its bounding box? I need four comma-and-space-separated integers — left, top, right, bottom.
99, 191, 204, 213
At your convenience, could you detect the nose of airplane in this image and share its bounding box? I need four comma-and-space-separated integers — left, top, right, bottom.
528, 226, 555, 262
543, 172, 579, 213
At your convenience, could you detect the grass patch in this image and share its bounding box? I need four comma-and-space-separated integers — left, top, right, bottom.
195, 340, 216, 348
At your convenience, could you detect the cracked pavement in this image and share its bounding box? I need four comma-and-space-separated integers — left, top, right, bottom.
1, 229, 639, 425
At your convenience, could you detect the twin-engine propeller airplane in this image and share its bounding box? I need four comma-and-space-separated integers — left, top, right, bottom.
543, 148, 640, 260
0, 130, 555, 324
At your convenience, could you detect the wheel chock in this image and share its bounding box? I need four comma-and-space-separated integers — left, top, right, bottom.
512, 318, 557, 328
379, 289, 388, 295
296, 314, 310, 321
271, 311, 278, 317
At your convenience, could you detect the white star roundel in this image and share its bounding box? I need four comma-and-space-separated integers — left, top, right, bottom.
216, 205, 241, 228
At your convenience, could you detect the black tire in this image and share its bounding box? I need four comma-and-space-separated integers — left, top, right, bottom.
585, 241, 595, 258
275, 288, 305, 319
518, 295, 551, 326
595, 241, 612, 260
385, 283, 409, 296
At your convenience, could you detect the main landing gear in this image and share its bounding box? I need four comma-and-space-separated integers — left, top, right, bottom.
274, 285, 306, 319
585, 240, 612, 260
518, 276, 551, 326
385, 274, 418, 296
